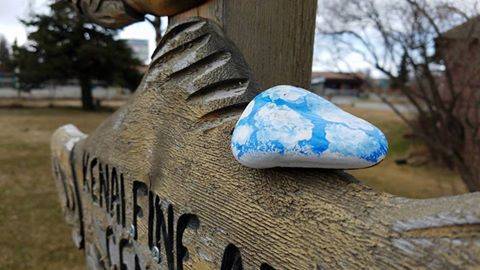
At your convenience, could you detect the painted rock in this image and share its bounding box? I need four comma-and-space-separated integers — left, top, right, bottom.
231, 85, 388, 169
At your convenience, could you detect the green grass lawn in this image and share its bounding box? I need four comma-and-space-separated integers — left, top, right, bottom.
0, 106, 467, 269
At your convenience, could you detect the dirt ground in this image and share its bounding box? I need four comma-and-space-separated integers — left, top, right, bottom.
0, 103, 467, 269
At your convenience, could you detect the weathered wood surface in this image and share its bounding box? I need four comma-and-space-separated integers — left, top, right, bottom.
125, 0, 206, 16
51, 1, 480, 269
71, 0, 206, 27
171, 0, 317, 89
51, 125, 86, 249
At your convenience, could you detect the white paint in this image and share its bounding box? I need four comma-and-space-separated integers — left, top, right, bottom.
317, 108, 374, 131
266, 85, 307, 103
231, 85, 388, 169
232, 124, 253, 144
254, 103, 313, 148
318, 150, 373, 168
60, 124, 86, 151
325, 123, 377, 156
236, 149, 372, 169
65, 137, 82, 151
62, 124, 85, 137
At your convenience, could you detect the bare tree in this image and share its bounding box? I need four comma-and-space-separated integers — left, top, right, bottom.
316, 0, 480, 191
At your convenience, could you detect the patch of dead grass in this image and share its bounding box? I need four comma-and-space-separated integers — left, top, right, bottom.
0, 108, 109, 270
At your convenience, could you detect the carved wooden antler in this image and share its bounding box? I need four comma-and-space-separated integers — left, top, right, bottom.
52, 1, 480, 269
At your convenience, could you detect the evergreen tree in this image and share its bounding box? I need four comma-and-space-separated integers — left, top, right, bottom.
11, 0, 142, 110
391, 50, 409, 90
0, 35, 11, 71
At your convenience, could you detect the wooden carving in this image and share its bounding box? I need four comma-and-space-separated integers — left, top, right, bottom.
52, 3, 480, 270
51, 125, 86, 249
71, 0, 206, 28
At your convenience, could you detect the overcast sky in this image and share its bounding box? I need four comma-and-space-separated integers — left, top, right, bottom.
0, 0, 368, 74
0, 0, 158, 58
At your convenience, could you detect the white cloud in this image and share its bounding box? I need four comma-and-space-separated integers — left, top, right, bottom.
232, 124, 253, 145
266, 86, 307, 103
315, 105, 374, 131
254, 103, 313, 148
325, 123, 378, 157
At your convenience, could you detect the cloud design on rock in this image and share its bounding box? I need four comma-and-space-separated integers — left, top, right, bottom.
325, 124, 380, 159
232, 124, 253, 145
231, 85, 388, 169
254, 104, 314, 147
265, 86, 307, 103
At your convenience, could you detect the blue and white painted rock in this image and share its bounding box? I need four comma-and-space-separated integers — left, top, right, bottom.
231, 86, 388, 169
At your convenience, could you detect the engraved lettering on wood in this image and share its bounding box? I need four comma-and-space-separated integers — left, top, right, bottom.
51, 126, 85, 248
51, 4, 480, 269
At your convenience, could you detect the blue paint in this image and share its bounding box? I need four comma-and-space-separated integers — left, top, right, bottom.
231, 85, 388, 169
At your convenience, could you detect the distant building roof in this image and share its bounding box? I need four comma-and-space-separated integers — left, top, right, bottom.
443, 16, 480, 39
312, 72, 365, 82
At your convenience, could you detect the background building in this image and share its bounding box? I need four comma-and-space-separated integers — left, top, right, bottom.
125, 39, 150, 64
0, 68, 15, 88
436, 16, 480, 99
311, 71, 367, 96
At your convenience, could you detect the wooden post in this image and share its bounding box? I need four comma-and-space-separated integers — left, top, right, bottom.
171, 0, 317, 89
54, 1, 480, 269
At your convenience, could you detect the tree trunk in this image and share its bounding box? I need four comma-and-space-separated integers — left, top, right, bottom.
458, 162, 480, 192
79, 77, 94, 110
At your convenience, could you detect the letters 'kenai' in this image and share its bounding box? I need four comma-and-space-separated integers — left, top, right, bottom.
231, 86, 388, 169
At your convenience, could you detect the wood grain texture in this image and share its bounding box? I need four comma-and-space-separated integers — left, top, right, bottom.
125, 0, 206, 16
51, 125, 87, 249
73, 0, 316, 89
71, 0, 205, 28
51, 17, 480, 269
171, 0, 317, 90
